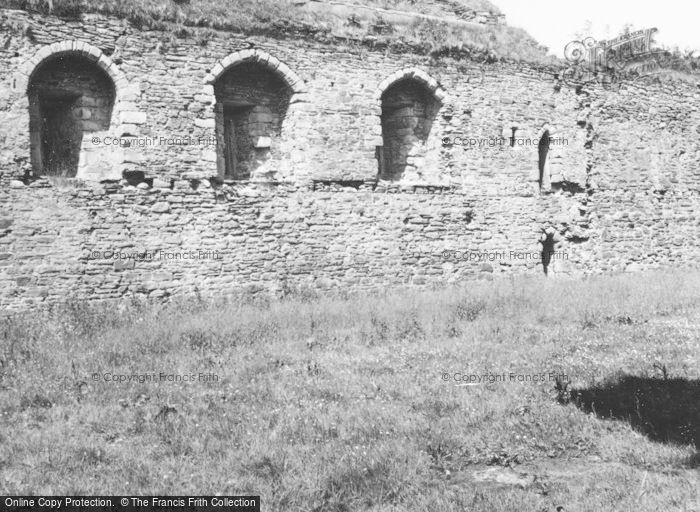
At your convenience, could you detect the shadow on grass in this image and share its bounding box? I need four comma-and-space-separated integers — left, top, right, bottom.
558, 375, 699, 449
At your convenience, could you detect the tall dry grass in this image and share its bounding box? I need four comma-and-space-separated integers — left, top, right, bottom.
0, 271, 698, 509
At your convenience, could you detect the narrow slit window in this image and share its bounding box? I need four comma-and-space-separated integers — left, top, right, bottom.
538, 130, 551, 190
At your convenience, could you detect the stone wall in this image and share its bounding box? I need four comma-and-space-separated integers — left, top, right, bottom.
0, 178, 586, 309
582, 81, 700, 272
0, 8, 699, 309
0, 9, 570, 185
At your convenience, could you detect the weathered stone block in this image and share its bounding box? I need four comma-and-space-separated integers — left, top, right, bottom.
255, 137, 272, 148
152, 201, 171, 213
153, 178, 171, 189
195, 118, 215, 129
114, 259, 135, 270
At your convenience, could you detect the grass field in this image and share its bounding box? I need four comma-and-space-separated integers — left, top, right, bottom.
1, 271, 698, 511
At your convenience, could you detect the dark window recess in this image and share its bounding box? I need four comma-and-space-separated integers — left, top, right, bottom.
538, 130, 550, 190
40, 95, 81, 177
28, 55, 115, 177
214, 62, 291, 179
540, 232, 555, 275
378, 79, 440, 181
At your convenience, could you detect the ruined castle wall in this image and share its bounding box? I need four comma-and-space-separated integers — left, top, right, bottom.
583, 82, 700, 272
0, 179, 583, 308
1, 9, 699, 309
0, 9, 586, 185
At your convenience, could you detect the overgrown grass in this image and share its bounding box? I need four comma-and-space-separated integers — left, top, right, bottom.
2, 0, 503, 25
1, 271, 698, 510
0, 0, 555, 65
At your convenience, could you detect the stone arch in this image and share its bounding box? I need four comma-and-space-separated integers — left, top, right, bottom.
204, 49, 305, 94
204, 50, 303, 179
19, 41, 129, 108
374, 68, 446, 101
375, 68, 445, 181
18, 41, 137, 179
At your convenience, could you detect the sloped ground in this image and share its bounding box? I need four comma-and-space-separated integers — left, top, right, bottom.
0, 0, 554, 64
1, 0, 503, 26
0, 272, 698, 510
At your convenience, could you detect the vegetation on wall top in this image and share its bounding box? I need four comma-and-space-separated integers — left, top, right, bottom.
0, 0, 556, 65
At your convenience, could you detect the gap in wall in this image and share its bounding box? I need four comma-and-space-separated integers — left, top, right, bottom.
378, 78, 440, 180
28, 54, 115, 177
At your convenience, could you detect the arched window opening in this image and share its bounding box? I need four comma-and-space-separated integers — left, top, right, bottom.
378, 79, 440, 181
214, 62, 292, 180
28, 55, 115, 177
